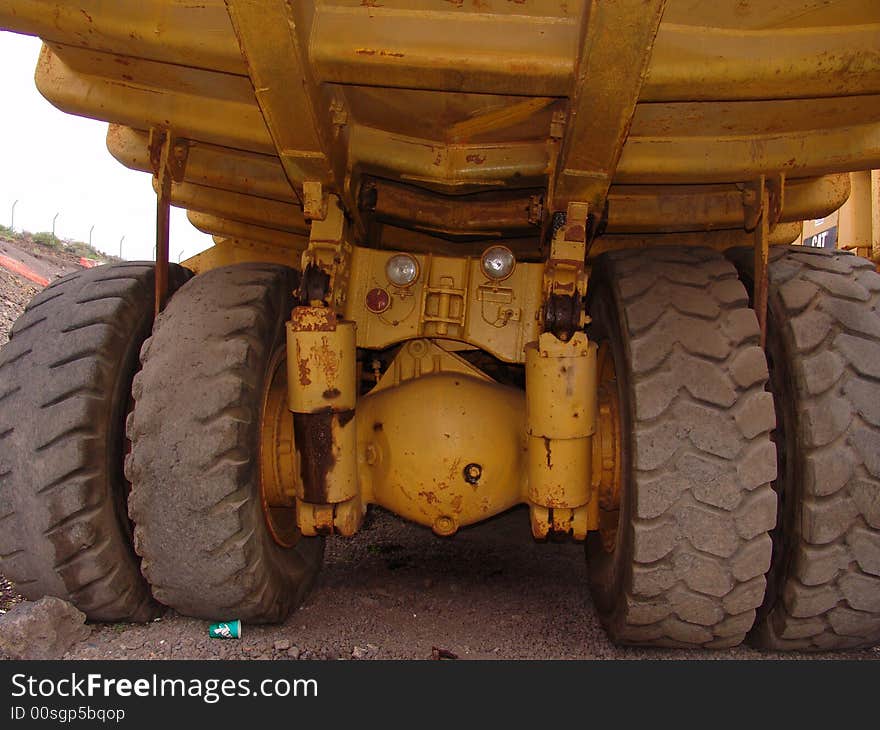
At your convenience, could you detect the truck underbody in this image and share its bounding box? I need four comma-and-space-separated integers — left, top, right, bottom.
0, 0, 879, 651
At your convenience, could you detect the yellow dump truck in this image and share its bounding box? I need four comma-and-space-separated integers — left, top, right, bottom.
1, 1, 879, 652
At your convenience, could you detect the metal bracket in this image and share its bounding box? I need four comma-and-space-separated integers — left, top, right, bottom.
742, 174, 785, 232
300, 194, 351, 310
149, 128, 189, 315
742, 174, 785, 347
302, 180, 328, 221
542, 201, 591, 340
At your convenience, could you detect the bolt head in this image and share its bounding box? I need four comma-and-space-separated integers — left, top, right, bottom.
463, 463, 482, 484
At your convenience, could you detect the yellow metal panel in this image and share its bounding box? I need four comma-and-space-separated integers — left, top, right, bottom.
344, 246, 543, 363
310, 3, 579, 96
349, 125, 551, 194
645, 23, 880, 102
839, 170, 875, 252
357, 372, 527, 533
226, 0, 335, 192
36, 43, 273, 155
0, 0, 245, 75
182, 237, 303, 275
605, 175, 850, 234
591, 223, 803, 258
4, 0, 879, 248
661, 1, 880, 29
187, 212, 308, 251
552, 0, 668, 212
162, 180, 308, 234
619, 95, 880, 184
108, 125, 296, 204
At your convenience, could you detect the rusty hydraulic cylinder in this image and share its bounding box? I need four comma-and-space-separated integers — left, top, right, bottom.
525, 331, 597, 539
286, 306, 360, 535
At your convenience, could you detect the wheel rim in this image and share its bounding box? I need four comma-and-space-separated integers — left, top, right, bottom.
259, 346, 301, 548
594, 342, 622, 553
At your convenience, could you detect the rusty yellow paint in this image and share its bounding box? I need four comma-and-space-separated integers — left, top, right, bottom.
590, 223, 803, 258
7, 0, 876, 247
108, 125, 297, 205
525, 332, 597, 540
3, 0, 877, 543
285, 308, 360, 535
343, 245, 543, 364
551, 0, 668, 213
258, 328, 621, 539
187, 216, 308, 252
225, 0, 335, 195
356, 363, 528, 537
163, 180, 308, 235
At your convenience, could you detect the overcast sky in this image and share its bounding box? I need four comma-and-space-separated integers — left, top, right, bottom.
0, 31, 213, 262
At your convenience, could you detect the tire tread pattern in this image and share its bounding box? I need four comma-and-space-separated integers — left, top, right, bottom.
739, 246, 880, 650
125, 264, 323, 623
593, 247, 778, 648
0, 262, 189, 621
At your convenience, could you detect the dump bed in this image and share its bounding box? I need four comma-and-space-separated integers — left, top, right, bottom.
1, 1, 878, 256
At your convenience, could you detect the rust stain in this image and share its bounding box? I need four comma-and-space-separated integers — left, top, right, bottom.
309, 337, 340, 386
465, 154, 486, 165
361, 0, 383, 6
80, 9, 93, 23
419, 491, 440, 505
564, 224, 585, 242
293, 409, 336, 503
447, 456, 462, 483
443, 0, 464, 6
322, 387, 341, 400
296, 342, 311, 386
373, 422, 383, 432
294, 409, 354, 503
354, 48, 404, 58
543, 436, 552, 468
450, 495, 463, 514
292, 306, 336, 331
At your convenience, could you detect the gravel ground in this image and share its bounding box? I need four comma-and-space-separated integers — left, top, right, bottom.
0, 266, 38, 347
1, 249, 878, 660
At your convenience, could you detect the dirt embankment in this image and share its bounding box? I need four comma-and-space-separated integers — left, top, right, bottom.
0, 243, 878, 660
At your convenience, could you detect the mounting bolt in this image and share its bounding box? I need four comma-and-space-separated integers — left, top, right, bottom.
433, 515, 457, 537
463, 463, 482, 484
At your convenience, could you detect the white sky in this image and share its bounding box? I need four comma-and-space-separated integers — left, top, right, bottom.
0, 31, 213, 262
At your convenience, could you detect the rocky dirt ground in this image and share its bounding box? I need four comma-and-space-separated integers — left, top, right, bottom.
1, 240, 878, 660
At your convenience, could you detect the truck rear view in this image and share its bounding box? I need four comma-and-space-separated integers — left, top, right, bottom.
1, 0, 879, 651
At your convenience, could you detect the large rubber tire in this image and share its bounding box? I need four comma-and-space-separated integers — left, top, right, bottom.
126, 264, 324, 623
585, 247, 778, 648
0, 262, 190, 621
729, 246, 880, 650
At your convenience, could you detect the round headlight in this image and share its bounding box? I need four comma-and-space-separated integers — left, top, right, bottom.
481, 245, 516, 281
385, 254, 419, 288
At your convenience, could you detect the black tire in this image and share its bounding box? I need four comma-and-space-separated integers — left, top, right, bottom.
0, 262, 190, 622
125, 264, 324, 623
729, 246, 880, 650
585, 247, 778, 648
